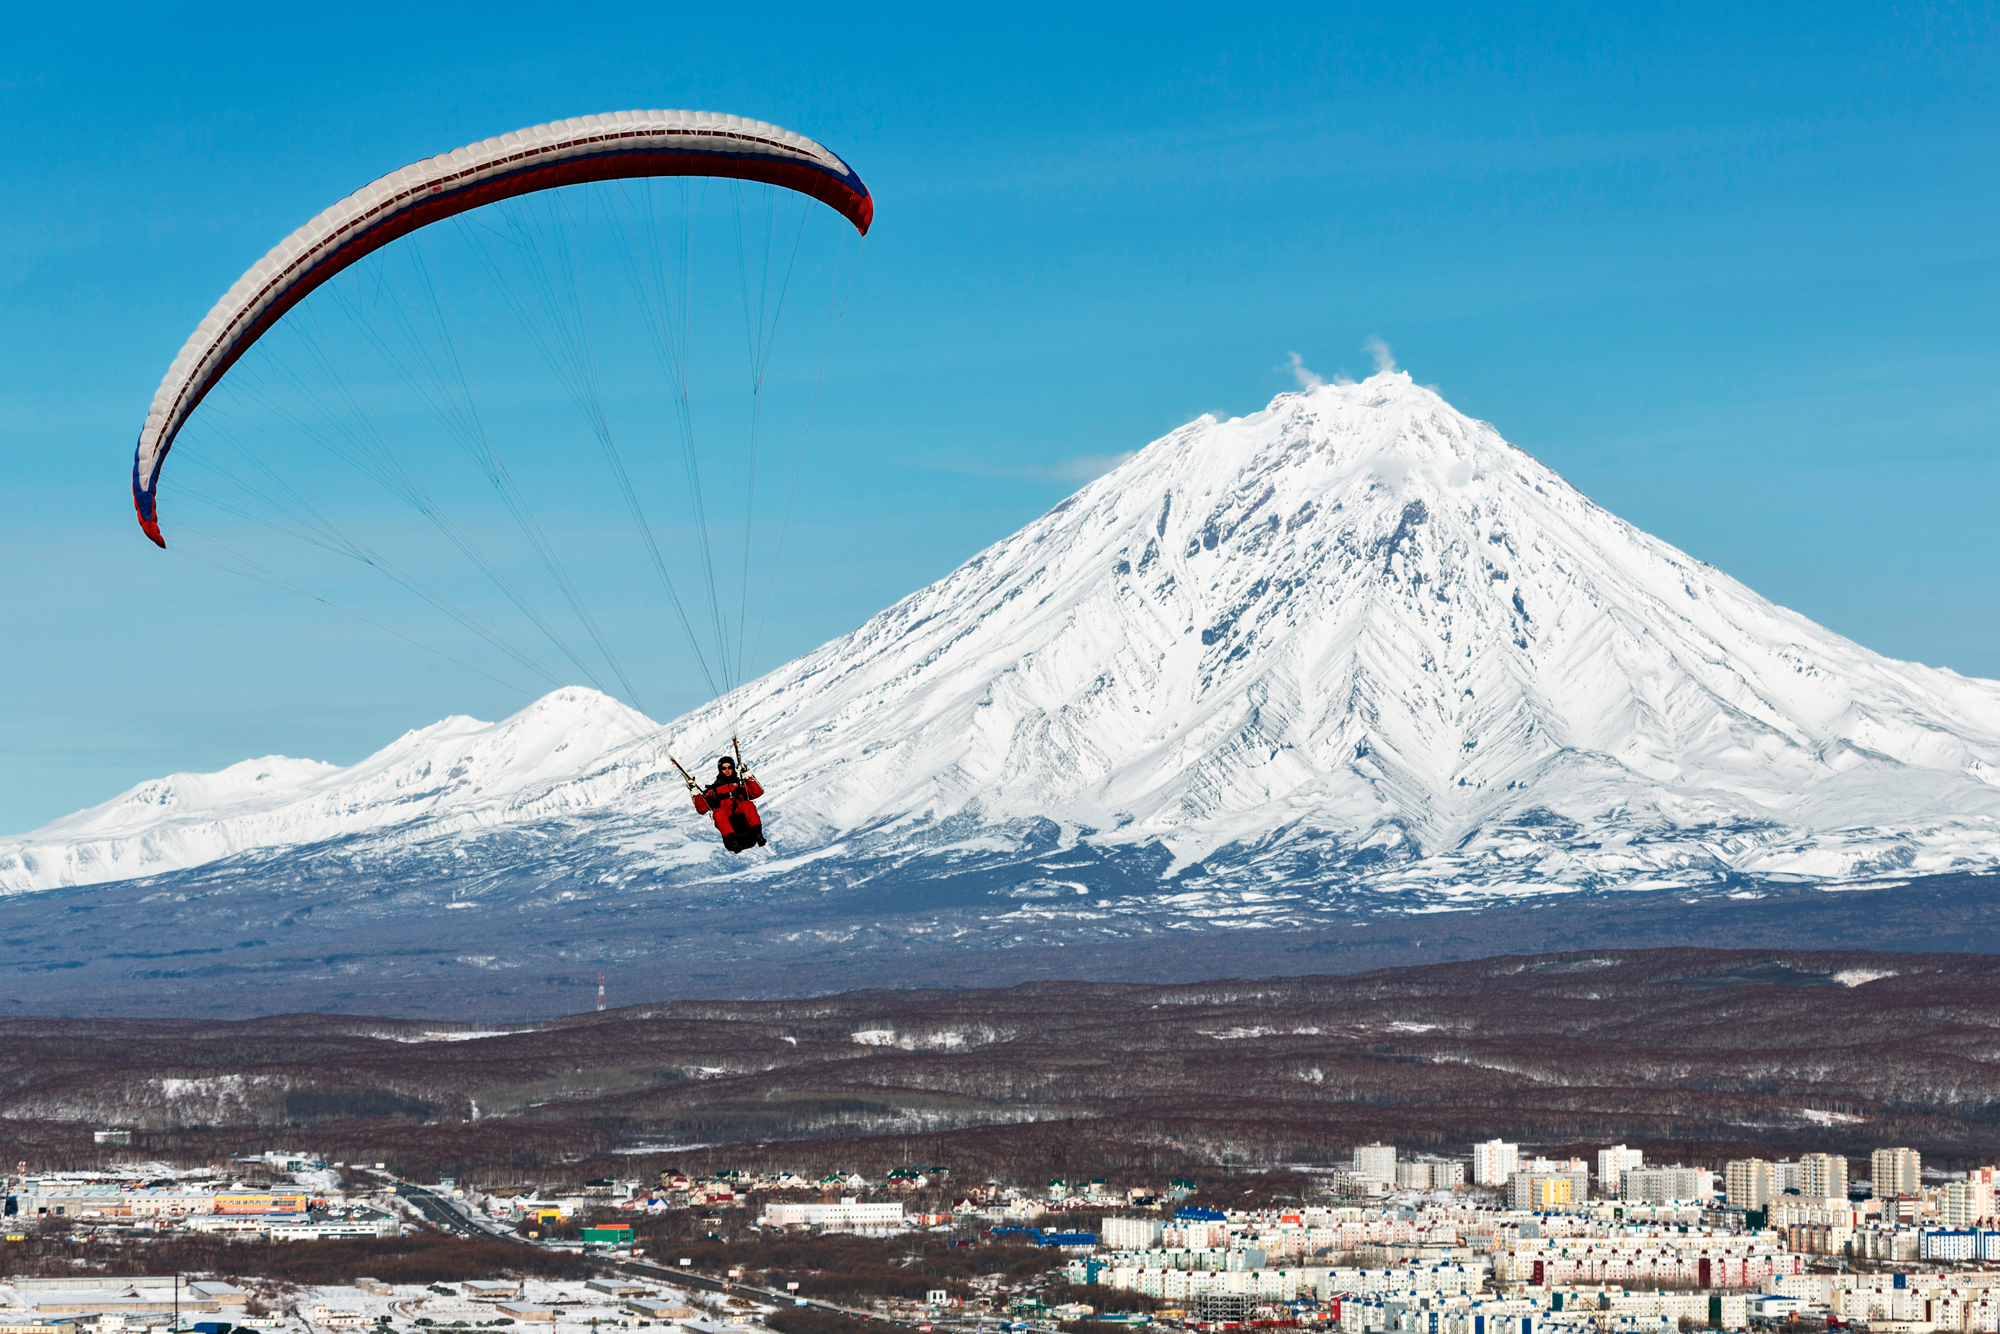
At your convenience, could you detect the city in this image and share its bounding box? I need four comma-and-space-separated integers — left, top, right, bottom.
10, 1139, 2000, 1334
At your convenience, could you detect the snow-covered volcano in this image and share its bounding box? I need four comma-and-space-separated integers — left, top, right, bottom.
11, 371, 2000, 907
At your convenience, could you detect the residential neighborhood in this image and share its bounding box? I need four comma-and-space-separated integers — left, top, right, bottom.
10, 1141, 2000, 1334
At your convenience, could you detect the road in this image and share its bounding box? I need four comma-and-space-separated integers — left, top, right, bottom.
377, 1172, 957, 1333
384, 1178, 496, 1239
614, 1252, 934, 1328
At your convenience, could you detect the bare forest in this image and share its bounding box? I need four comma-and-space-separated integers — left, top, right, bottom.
7, 948, 2000, 1183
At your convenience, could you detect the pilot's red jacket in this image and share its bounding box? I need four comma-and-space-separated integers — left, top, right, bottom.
693, 775, 764, 836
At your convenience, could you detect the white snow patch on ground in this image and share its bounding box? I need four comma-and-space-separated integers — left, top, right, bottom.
286, 1278, 718, 1334
1801, 1108, 1868, 1125
156, 1076, 245, 1098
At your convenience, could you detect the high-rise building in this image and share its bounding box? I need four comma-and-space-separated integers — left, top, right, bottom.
1598, 1145, 1644, 1196
1943, 1179, 1994, 1228
1473, 1139, 1519, 1187
1800, 1153, 1848, 1200
1352, 1143, 1397, 1186
1726, 1159, 1774, 1209
1872, 1147, 1921, 1198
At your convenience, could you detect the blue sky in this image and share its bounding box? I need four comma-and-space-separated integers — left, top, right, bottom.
3, 2, 1997, 831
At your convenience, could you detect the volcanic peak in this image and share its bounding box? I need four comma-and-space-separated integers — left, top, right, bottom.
8, 371, 2000, 905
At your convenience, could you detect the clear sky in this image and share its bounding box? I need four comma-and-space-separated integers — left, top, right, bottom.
3, 2, 1997, 832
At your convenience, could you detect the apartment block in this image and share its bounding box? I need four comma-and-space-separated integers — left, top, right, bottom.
1872, 1148, 1922, 1199
1352, 1144, 1397, 1186
1597, 1146, 1643, 1197
1473, 1140, 1520, 1187
1725, 1159, 1774, 1210
1620, 1166, 1713, 1204
1799, 1153, 1848, 1200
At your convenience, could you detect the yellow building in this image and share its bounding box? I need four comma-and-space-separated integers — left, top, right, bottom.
1527, 1177, 1573, 1210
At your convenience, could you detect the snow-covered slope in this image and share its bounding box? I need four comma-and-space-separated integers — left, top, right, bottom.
10, 372, 2000, 903
0, 690, 669, 892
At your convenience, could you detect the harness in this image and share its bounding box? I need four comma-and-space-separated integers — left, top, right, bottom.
671, 734, 752, 797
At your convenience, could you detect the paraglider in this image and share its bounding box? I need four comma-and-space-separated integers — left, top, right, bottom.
689, 752, 766, 853
128, 110, 874, 852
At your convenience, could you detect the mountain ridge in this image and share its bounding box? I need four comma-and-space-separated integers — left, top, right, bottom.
8, 371, 2000, 930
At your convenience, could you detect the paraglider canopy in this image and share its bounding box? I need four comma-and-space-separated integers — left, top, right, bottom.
133, 110, 872, 547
